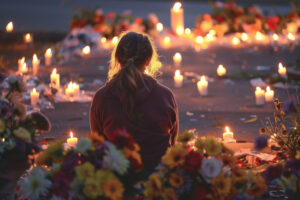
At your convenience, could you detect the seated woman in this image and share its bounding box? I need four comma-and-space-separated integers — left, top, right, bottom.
90, 32, 178, 170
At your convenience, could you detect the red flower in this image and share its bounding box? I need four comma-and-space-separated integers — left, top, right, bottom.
190, 185, 207, 200
79, 19, 87, 28
184, 151, 202, 172
70, 19, 80, 29
129, 157, 144, 172
286, 11, 298, 21
108, 12, 115, 19
109, 128, 135, 150
93, 24, 103, 32
215, 16, 224, 23
135, 17, 143, 25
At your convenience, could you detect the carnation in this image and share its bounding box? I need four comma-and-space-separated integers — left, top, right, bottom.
103, 142, 129, 175
199, 157, 222, 182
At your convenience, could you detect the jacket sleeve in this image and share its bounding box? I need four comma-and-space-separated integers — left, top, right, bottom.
170, 94, 179, 146
89, 94, 104, 135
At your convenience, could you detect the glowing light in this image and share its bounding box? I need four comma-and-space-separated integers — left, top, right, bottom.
232, 37, 240, 45
272, 33, 279, 41
287, 33, 295, 41
185, 28, 191, 35
6, 21, 13, 32
173, 2, 182, 10
112, 36, 118, 46
195, 36, 204, 44
241, 33, 248, 41
176, 26, 184, 35
82, 46, 91, 55
24, 33, 33, 43
156, 23, 163, 32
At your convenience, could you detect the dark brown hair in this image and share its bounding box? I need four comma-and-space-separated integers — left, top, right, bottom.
108, 32, 153, 122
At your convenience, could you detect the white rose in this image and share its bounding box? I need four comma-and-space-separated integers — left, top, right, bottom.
199, 157, 222, 182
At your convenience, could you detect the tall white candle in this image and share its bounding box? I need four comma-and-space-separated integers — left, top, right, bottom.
6, 22, 13, 33
170, 2, 184, 35
20, 63, 28, 75
18, 57, 25, 72
265, 86, 274, 103
30, 88, 39, 107
278, 62, 287, 78
173, 52, 182, 67
217, 64, 226, 77
197, 76, 208, 96
32, 54, 40, 76
174, 70, 183, 88
50, 68, 60, 89
44, 48, 52, 66
255, 87, 265, 105
65, 81, 74, 99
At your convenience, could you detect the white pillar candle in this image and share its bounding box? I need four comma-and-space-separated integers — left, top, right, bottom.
223, 126, 236, 143
162, 36, 171, 49
265, 86, 274, 103
30, 88, 39, 107
174, 69, 183, 88
278, 62, 287, 77
18, 57, 25, 72
24, 33, 33, 44
44, 48, 52, 66
67, 131, 78, 148
197, 75, 208, 96
32, 54, 40, 76
6, 22, 13, 33
50, 68, 60, 89
156, 22, 163, 32
255, 87, 265, 105
170, 2, 184, 35
20, 63, 28, 75
82, 45, 91, 56
232, 36, 240, 46
72, 82, 80, 97
173, 52, 182, 67
217, 64, 226, 77
65, 81, 74, 98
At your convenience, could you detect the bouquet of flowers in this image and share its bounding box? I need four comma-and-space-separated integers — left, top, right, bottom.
16, 129, 144, 200
144, 131, 267, 200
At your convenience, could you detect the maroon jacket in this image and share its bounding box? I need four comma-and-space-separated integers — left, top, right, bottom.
90, 74, 178, 169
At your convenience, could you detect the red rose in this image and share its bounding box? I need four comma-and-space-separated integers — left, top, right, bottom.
93, 24, 103, 32
135, 17, 143, 25
272, 16, 280, 24
108, 12, 115, 19
109, 128, 135, 150
93, 16, 102, 24
184, 151, 202, 172
215, 16, 224, 23
190, 185, 207, 200
79, 19, 87, 27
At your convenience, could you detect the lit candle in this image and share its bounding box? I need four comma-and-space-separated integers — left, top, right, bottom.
256, 32, 263, 41
162, 36, 171, 48
232, 36, 240, 46
20, 63, 28, 75
205, 33, 215, 42
50, 68, 60, 89
30, 88, 39, 107
272, 33, 279, 41
112, 36, 118, 46
197, 76, 208, 96
65, 81, 74, 98
24, 33, 33, 44
67, 131, 78, 148
217, 64, 226, 77
241, 33, 248, 42
82, 45, 91, 56
265, 86, 274, 103
195, 36, 204, 44
156, 22, 163, 32
6, 21, 13, 32
278, 62, 287, 77
223, 126, 236, 143
255, 87, 265, 105
173, 52, 182, 67
44, 48, 52, 66
32, 54, 40, 76
72, 82, 80, 97
170, 2, 184, 35
287, 33, 295, 41
185, 28, 191, 35
18, 57, 25, 72
174, 70, 183, 88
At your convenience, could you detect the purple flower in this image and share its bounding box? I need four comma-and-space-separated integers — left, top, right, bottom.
51, 170, 71, 199
0, 99, 13, 118
263, 164, 283, 184
254, 135, 269, 151
282, 100, 296, 113
61, 154, 80, 173
233, 194, 254, 200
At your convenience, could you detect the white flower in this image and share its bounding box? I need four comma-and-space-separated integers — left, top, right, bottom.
103, 142, 129, 175
199, 157, 222, 182
18, 167, 51, 200
75, 138, 92, 154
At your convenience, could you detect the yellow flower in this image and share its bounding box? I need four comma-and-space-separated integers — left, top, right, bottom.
204, 137, 222, 156
162, 187, 178, 200
246, 175, 267, 197
13, 127, 31, 142
144, 174, 163, 198
169, 173, 184, 188
211, 173, 231, 197
83, 178, 102, 199
86, 132, 105, 147
123, 147, 142, 164
177, 130, 194, 143
76, 162, 95, 180
231, 167, 248, 184
102, 178, 124, 200
0, 118, 5, 132
36, 140, 64, 166
162, 144, 187, 168
95, 169, 115, 185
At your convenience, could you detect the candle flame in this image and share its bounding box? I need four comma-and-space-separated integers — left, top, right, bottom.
112, 36, 118, 45
21, 63, 27, 72
101, 37, 107, 43
200, 75, 206, 82
241, 33, 248, 41
176, 27, 184, 35
225, 126, 230, 132
256, 32, 263, 41
33, 54, 38, 61
163, 36, 171, 44
175, 69, 181, 77
24, 33, 32, 43
52, 68, 57, 75
206, 33, 214, 41
196, 36, 203, 44
288, 33, 295, 41
273, 33, 279, 41
18, 57, 25, 64
256, 86, 261, 92
185, 28, 191, 35
1, 138, 5, 142
82, 46, 91, 55
174, 52, 182, 60
45, 48, 52, 56
156, 23, 163, 32
266, 86, 271, 92
232, 37, 240, 45
173, 2, 182, 10
32, 88, 36, 93
6, 21, 13, 32
68, 81, 73, 90
70, 131, 73, 138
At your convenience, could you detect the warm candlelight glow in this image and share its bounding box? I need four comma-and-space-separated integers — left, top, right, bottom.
174, 69, 183, 88
30, 88, 39, 107
287, 33, 295, 41
162, 36, 171, 48
265, 86, 274, 103
67, 131, 78, 148
112, 36, 118, 46
6, 21, 13, 32
232, 37, 240, 45
24, 33, 33, 43
272, 33, 279, 41
72, 82, 80, 97
173, 52, 182, 67
20, 63, 28, 75
255, 87, 265, 105
205, 33, 215, 42
195, 36, 204, 44
256, 32, 263, 41
156, 22, 163, 32
44, 48, 52, 66
185, 28, 191, 35
278, 62, 287, 77
173, 2, 182, 10
197, 76, 208, 96
171, 1, 184, 35
65, 81, 76, 99
241, 33, 248, 41
223, 126, 236, 143
101, 37, 107, 43
82, 46, 91, 55
176, 26, 184, 35
18, 57, 25, 72
50, 68, 60, 89
32, 53, 40, 76
217, 64, 226, 77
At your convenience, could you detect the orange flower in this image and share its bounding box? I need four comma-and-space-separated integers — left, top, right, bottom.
135, 17, 143, 25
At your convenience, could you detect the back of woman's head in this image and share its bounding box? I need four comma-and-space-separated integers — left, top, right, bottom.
107, 32, 160, 122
